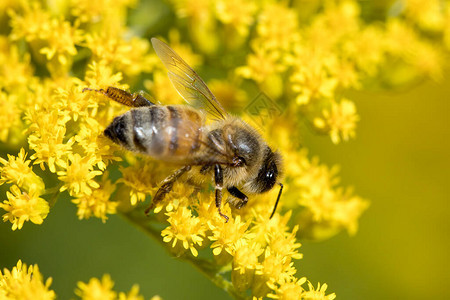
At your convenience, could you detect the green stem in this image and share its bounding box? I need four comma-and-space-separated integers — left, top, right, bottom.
120, 208, 248, 300
44, 183, 64, 207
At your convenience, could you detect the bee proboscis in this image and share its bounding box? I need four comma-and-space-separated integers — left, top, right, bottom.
84, 38, 283, 222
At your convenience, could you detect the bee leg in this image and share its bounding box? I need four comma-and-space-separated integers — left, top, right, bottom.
214, 164, 229, 222
145, 165, 191, 215
83, 87, 155, 107
227, 186, 248, 209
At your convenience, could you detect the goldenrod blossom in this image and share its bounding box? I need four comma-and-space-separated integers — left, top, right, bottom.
71, 175, 117, 222
75, 274, 117, 300
0, 148, 45, 194
303, 281, 336, 300
161, 206, 206, 257
231, 241, 264, 292
25, 109, 72, 173
267, 276, 307, 300
209, 215, 253, 259
75, 274, 148, 300
57, 153, 103, 196
1, 185, 49, 230
0, 260, 55, 300
313, 98, 359, 144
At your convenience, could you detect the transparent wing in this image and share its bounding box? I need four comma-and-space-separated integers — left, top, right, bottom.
151, 37, 228, 120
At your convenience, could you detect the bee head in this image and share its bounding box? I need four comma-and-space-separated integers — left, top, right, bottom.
247, 147, 282, 194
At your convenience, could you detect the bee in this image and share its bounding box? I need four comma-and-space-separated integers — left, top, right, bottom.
84, 38, 283, 222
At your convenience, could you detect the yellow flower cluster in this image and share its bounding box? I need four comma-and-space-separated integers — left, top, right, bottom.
0, 260, 160, 300
0, 149, 48, 230
0, 0, 154, 226
1, 0, 448, 299
75, 274, 157, 300
0, 260, 55, 300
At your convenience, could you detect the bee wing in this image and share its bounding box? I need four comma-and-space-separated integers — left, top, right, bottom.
151, 38, 228, 121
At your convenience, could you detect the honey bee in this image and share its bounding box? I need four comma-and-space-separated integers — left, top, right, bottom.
84, 38, 283, 222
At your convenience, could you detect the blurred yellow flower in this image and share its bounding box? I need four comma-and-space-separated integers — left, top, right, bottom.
75, 274, 150, 300
0, 260, 55, 300
303, 281, 336, 300
313, 98, 359, 144
75, 274, 117, 300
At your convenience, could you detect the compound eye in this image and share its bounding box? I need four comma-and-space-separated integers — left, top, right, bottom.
266, 170, 274, 180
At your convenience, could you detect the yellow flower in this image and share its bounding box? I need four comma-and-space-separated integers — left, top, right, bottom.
290, 47, 338, 105
1, 185, 49, 230
0, 92, 22, 143
75, 117, 122, 170
84, 62, 127, 95
236, 44, 285, 85
169, 0, 212, 21
85, 31, 155, 77
267, 276, 307, 300
209, 215, 254, 263
251, 212, 292, 247
253, 249, 297, 298
406, 40, 443, 81
118, 285, 145, 300
72, 175, 117, 222
303, 281, 336, 300
39, 17, 83, 66
25, 109, 72, 173
266, 225, 303, 261
214, 0, 257, 37
0, 37, 34, 92
117, 161, 163, 206
71, 0, 137, 25
75, 274, 117, 300
75, 275, 147, 300
313, 98, 359, 144
53, 79, 97, 122
57, 153, 103, 196
0, 260, 55, 300
343, 25, 386, 76
8, 1, 51, 42
0, 148, 45, 194
231, 241, 264, 292
207, 79, 248, 113
256, 3, 299, 53
403, 0, 445, 32
161, 206, 206, 257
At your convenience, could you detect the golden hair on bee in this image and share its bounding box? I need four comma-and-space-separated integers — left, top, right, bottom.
83, 38, 283, 222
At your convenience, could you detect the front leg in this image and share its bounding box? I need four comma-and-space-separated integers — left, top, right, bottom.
227, 186, 248, 209
145, 165, 191, 215
214, 164, 229, 222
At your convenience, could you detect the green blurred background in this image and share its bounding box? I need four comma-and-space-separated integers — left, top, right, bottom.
0, 73, 449, 298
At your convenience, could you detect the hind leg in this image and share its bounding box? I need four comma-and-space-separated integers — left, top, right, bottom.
145, 165, 191, 215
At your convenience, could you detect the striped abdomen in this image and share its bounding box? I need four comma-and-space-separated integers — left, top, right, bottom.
104, 105, 204, 162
